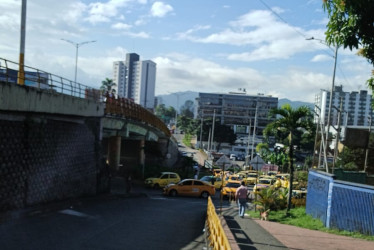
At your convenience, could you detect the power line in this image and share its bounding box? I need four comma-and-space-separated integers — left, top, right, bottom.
257, 0, 307, 39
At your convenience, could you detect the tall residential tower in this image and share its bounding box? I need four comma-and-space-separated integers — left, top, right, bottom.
113, 53, 156, 111
314, 85, 373, 127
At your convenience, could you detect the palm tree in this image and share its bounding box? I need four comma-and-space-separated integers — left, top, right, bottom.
100, 78, 116, 96
264, 104, 311, 213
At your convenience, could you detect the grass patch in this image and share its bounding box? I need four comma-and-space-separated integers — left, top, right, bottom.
182, 134, 192, 147
247, 207, 374, 241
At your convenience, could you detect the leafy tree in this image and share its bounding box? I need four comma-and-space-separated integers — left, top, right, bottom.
199, 119, 236, 151
179, 100, 194, 118
100, 78, 116, 95
155, 104, 176, 124
177, 115, 198, 134
263, 104, 311, 213
323, 0, 374, 90
256, 142, 270, 156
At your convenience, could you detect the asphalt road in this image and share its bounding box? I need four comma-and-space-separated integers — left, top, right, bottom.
0, 187, 221, 250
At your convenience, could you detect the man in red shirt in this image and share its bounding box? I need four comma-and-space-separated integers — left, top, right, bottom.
235, 181, 248, 218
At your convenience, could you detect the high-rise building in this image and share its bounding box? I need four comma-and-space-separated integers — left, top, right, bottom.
113, 53, 156, 110
196, 92, 278, 136
195, 92, 278, 155
314, 85, 373, 127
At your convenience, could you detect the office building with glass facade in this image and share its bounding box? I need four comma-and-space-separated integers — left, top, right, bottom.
195, 92, 278, 154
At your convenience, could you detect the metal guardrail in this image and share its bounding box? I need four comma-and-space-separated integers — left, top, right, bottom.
104, 95, 171, 137
0, 57, 171, 138
206, 196, 231, 250
0, 57, 102, 102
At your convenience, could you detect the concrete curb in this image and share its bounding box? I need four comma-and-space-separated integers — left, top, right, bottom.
220, 215, 241, 250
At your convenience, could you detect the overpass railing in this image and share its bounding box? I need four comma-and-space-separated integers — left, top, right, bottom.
0, 57, 171, 138
0, 57, 102, 102
104, 95, 171, 137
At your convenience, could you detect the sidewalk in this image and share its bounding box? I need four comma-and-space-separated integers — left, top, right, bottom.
221, 202, 374, 250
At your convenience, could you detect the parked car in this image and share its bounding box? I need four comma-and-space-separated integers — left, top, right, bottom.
253, 178, 275, 193
145, 172, 181, 189
236, 154, 245, 161
229, 154, 236, 161
225, 174, 242, 182
200, 175, 225, 190
221, 180, 241, 199
163, 179, 216, 198
244, 173, 258, 185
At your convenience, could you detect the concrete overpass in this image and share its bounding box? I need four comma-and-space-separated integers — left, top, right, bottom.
0, 57, 177, 212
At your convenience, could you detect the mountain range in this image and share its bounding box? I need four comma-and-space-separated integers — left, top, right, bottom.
156, 91, 314, 112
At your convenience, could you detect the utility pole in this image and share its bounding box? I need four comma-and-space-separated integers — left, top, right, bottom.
324, 45, 339, 173
199, 111, 204, 149
211, 110, 216, 152
251, 103, 258, 160
364, 115, 372, 173
18, 0, 27, 85
332, 100, 343, 173
246, 118, 252, 167
312, 106, 321, 168
207, 128, 211, 152
306, 37, 339, 173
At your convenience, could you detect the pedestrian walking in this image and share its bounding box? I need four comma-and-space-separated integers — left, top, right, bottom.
235, 181, 248, 218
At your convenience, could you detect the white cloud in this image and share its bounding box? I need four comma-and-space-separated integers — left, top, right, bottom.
151, 53, 369, 103
86, 0, 147, 24
121, 31, 150, 38
311, 54, 332, 62
62, 2, 87, 25
175, 25, 211, 40
271, 7, 285, 14
150, 2, 173, 17
111, 22, 132, 30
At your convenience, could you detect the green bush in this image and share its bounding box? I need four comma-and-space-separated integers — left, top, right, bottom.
254, 187, 288, 211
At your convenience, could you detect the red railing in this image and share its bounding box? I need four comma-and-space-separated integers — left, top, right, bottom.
104, 95, 171, 137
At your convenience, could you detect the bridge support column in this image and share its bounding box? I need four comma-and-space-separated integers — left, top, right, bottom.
108, 136, 121, 171
140, 139, 145, 178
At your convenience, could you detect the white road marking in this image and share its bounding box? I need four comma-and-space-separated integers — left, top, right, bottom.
59, 209, 93, 218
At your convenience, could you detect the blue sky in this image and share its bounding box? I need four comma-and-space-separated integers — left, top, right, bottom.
1, 0, 372, 102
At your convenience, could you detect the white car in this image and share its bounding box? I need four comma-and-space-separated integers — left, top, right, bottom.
229, 154, 236, 160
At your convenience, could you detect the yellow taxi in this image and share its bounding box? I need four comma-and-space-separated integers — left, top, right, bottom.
253, 178, 275, 193
226, 174, 242, 182
144, 172, 181, 189
163, 179, 216, 198
221, 180, 241, 199
213, 169, 222, 177
244, 172, 258, 185
200, 176, 225, 190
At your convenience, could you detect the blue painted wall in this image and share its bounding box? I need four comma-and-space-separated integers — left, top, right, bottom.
306, 171, 334, 226
306, 170, 374, 235
330, 181, 374, 235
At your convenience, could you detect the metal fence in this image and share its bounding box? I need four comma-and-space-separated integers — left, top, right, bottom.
0, 57, 102, 102
206, 196, 231, 249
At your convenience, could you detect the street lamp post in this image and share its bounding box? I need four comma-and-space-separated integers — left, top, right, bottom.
307, 37, 339, 173
169, 92, 187, 134
61, 39, 96, 84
